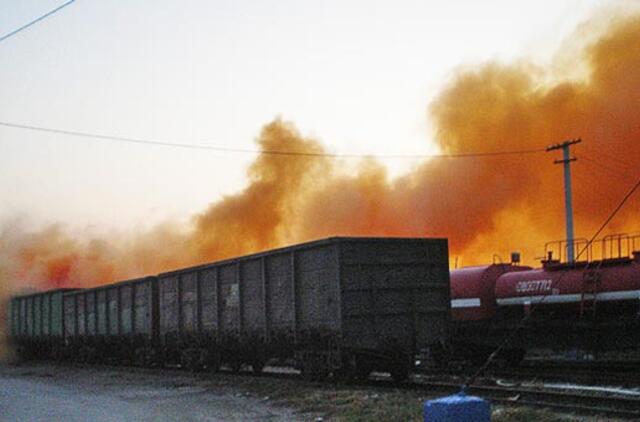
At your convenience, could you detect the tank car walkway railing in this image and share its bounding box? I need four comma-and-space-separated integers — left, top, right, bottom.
544, 232, 640, 265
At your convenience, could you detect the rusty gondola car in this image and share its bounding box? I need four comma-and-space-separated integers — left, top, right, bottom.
8, 237, 451, 381
61, 276, 159, 365
157, 237, 450, 380
9, 288, 77, 360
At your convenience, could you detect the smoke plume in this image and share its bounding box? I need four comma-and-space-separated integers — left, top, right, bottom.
1, 11, 639, 321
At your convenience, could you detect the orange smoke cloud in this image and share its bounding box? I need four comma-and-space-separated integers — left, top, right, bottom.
0, 120, 330, 294
301, 12, 640, 264
189, 119, 330, 260
428, 12, 640, 262
1, 11, 639, 299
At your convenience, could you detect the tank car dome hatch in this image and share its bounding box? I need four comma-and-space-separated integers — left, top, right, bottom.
450, 264, 531, 321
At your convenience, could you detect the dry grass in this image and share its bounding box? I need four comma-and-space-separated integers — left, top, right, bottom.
200, 374, 621, 421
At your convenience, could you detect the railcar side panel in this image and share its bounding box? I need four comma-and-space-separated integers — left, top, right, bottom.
50, 292, 66, 337
180, 272, 198, 334
33, 295, 41, 337
97, 290, 108, 335
86, 292, 96, 336
340, 239, 450, 351
240, 259, 265, 335
21, 297, 27, 337
296, 245, 340, 332
42, 295, 50, 336
15, 298, 21, 337
18, 298, 24, 336
159, 275, 179, 336
134, 282, 151, 335
265, 253, 295, 332
200, 268, 218, 332
77, 294, 86, 336
107, 288, 119, 335
64, 295, 76, 339
10, 298, 18, 337
26, 297, 34, 337
120, 285, 132, 335
219, 264, 240, 333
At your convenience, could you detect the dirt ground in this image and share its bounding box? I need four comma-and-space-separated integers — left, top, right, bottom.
0, 363, 299, 421
0, 363, 625, 421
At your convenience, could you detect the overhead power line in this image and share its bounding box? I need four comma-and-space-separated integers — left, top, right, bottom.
582, 145, 637, 174
576, 175, 640, 258
580, 155, 635, 181
0, 121, 546, 159
0, 0, 77, 44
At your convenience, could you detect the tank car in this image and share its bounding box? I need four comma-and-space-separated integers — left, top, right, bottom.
451, 235, 640, 362
449, 264, 531, 364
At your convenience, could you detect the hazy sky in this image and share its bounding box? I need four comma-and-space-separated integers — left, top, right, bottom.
0, 0, 632, 232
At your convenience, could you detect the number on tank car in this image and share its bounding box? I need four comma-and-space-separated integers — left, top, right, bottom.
515, 279, 553, 293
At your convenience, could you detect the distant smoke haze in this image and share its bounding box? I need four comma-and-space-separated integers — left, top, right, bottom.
1, 11, 639, 320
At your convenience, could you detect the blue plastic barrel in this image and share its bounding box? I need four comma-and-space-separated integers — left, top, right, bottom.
423, 389, 490, 421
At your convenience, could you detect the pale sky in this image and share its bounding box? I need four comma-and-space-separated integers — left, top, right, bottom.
0, 0, 632, 232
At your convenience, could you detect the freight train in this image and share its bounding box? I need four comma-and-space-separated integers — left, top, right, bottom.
8, 237, 451, 381
9, 233, 640, 376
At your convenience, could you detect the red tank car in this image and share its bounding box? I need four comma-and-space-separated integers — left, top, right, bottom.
451, 264, 531, 321
451, 237, 640, 360
449, 263, 531, 364
495, 252, 640, 319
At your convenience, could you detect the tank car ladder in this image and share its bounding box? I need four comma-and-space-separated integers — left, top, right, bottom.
579, 264, 602, 319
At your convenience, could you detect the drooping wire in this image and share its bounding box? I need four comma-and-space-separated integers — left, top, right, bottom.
578, 176, 640, 255
580, 155, 635, 182
0, 0, 77, 44
0, 121, 547, 159
465, 173, 640, 387
582, 146, 637, 175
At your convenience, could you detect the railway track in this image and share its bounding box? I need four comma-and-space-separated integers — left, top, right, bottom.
115, 364, 640, 419
408, 377, 640, 419
20, 360, 640, 419
418, 359, 640, 387
411, 360, 640, 418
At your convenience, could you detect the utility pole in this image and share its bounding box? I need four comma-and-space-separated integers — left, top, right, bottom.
546, 139, 581, 263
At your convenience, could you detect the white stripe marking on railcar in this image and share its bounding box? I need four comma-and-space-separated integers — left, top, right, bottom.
496, 289, 640, 306
497, 294, 582, 305
451, 298, 481, 308
595, 290, 640, 301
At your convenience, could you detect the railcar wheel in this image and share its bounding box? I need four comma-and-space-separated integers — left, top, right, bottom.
206, 353, 221, 372
229, 359, 242, 373
146, 348, 163, 368
252, 359, 266, 374
390, 365, 409, 382
134, 347, 147, 367
354, 357, 373, 381
181, 348, 205, 372
301, 355, 329, 381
